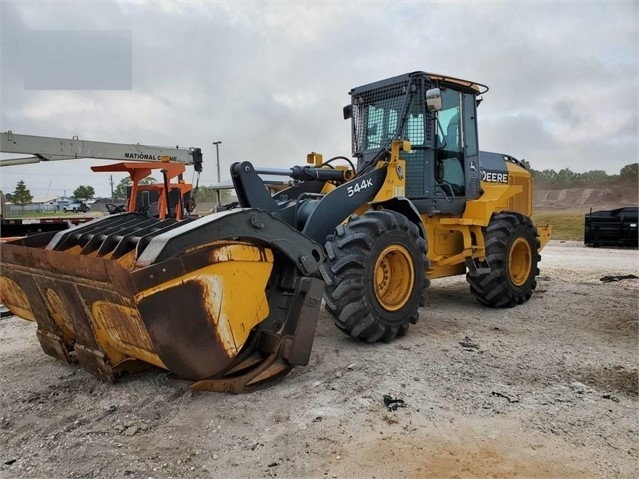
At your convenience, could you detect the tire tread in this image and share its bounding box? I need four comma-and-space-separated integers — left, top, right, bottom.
322, 210, 429, 342
467, 212, 541, 308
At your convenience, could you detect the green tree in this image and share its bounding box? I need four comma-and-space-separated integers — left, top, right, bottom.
113, 176, 157, 199
73, 185, 95, 201
193, 186, 219, 202
620, 163, 638, 180
536, 169, 558, 185
191, 186, 236, 205
578, 170, 608, 184
12, 180, 33, 212
555, 168, 576, 185
113, 178, 131, 199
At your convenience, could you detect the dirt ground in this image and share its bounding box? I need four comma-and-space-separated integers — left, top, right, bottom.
0, 240, 637, 479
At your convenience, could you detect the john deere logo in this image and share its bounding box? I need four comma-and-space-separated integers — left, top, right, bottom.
481, 169, 508, 183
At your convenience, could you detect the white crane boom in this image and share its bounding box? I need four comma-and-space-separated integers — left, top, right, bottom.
0, 131, 203, 171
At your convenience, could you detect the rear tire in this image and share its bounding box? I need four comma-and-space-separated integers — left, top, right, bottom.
321, 210, 428, 343
467, 212, 540, 308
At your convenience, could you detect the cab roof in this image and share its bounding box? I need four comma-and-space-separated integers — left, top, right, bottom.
350, 71, 489, 96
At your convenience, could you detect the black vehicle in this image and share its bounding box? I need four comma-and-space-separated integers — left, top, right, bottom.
585, 207, 638, 248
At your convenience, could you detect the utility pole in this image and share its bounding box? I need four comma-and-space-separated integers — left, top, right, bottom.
213, 140, 222, 205
110, 175, 114, 200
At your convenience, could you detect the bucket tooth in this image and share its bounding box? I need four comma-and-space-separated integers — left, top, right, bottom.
190, 356, 293, 394
36, 329, 76, 364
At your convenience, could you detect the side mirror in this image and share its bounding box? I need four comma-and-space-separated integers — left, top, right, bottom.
343, 104, 352, 120
426, 88, 442, 112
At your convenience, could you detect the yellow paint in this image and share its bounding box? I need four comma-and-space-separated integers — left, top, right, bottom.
0, 276, 35, 321
374, 244, 414, 311
537, 225, 552, 249
80, 243, 274, 369
504, 162, 533, 217
433, 230, 464, 256
306, 152, 323, 166
372, 140, 409, 202
426, 262, 466, 279
1, 240, 275, 374
91, 300, 165, 368
462, 184, 515, 226
134, 243, 274, 357
63, 245, 83, 255
422, 214, 486, 278
422, 159, 547, 279
321, 140, 546, 285
321, 182, 337, 195
113, 251, 137, 270
208, 242, 274, 263
462, 162, 531, 226
508, 237, 532, 286
181, 240, 274, 262
43, 288, 75, 342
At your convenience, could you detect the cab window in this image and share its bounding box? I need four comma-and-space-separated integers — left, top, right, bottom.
437, 89, 462, 152
436, 89, 465, 194
363, 97, 424, 150
364, 105, 399, 150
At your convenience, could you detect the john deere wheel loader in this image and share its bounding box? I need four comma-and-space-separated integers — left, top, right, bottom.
0, 71, 550, 392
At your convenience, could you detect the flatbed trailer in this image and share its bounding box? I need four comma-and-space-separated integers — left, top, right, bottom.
0, 215, 94, 237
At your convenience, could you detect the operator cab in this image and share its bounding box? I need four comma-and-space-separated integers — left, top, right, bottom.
346, 71, 487, 215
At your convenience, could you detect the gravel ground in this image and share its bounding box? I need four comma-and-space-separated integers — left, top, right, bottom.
0, 240, 637, 479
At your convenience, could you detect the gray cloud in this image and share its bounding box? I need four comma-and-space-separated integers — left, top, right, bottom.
1, 1, 636, 198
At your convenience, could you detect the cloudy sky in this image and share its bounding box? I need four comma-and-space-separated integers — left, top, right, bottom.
1, 1, 637, 199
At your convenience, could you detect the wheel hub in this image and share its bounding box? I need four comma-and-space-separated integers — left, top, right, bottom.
374, 244, 414, 311
508, 237, 532, 287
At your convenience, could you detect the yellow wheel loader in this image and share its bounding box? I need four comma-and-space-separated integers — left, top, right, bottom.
0, 71, 550, 392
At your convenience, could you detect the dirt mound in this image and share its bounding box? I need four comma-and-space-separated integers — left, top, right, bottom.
535, 182, 638, 211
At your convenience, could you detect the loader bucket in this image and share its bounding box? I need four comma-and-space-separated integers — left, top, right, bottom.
0, 209, 325, 392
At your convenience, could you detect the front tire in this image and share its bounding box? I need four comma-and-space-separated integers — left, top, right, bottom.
467, 212, 540, 307
321, 210, 428, 343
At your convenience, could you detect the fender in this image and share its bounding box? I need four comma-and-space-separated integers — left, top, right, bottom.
370, 196, 426, 240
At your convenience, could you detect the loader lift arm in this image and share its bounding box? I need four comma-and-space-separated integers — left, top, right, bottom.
229, 140, 413, 245
231, 161, 387, 241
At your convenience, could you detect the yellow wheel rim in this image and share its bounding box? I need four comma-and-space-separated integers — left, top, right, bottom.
374, 245, 414, 311
508, 237, 532, 287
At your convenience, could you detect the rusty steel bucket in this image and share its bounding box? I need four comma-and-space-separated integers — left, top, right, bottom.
0, 209, 324, 392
